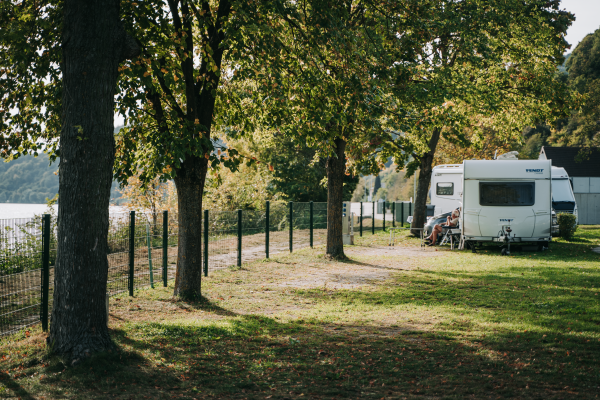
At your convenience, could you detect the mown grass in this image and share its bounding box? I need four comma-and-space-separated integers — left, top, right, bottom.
0, 226, 599, 399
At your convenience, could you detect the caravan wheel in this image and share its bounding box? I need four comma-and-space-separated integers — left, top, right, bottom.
501, 248, 508, 256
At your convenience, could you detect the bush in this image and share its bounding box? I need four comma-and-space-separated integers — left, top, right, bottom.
557, 213, 577, 240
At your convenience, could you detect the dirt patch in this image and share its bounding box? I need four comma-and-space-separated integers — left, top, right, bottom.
346, 245, 442, 258
279, 264, 390, 290
275, 245, 446, 290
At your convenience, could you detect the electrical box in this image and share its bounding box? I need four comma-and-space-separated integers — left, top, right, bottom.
342, 201, 354, 245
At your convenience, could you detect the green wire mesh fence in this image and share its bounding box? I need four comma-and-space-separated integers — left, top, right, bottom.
0, 201, 331, 337
1, 200, 414, 337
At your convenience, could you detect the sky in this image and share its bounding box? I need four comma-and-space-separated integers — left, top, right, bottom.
560, 0, 600, 53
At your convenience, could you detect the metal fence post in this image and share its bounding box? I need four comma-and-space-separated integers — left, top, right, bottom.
372, 202, 375, 234
401, 202, 404, 228
204, 209, 209, 277
237, 209, 242, 267
265, 201, 270, 258
409, 202, 412, 218
392, 202, 395, 228
129, 211, 135, 296
383, 201, 386, 232
309, 201, 313, 248
360, 202, 363, 237
162, 211, 168, 287
289, 201, 293, 253
40, 214, 50, 331
145, 224, 154, 289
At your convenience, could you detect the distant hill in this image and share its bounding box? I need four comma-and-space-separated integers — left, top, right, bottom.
0, 154, 123, 204
558, 52, 571, 73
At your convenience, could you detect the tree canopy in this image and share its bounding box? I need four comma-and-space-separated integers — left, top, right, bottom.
357, 0, 575, 233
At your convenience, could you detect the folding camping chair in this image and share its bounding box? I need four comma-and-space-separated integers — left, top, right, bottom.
439, 226, 461, 250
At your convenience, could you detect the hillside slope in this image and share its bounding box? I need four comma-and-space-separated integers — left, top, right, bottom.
0, 154, 122, 204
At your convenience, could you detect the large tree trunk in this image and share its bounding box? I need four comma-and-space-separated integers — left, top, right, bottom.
173, 156, 208, 300
49, 0, 138, 362
326, 137, 347, 259
411, 127, 442, 236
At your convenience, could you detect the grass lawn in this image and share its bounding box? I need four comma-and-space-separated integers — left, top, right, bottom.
1, 226, 599, 399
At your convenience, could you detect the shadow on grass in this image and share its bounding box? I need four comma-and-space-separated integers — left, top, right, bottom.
185, 296, 240, 317
108, 314, 598, 398
0, 370, 36, 400
4, 303, 598, 399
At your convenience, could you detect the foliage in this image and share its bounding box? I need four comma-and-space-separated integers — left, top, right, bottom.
434, 127, 515, 164
203, 161, 274, 211
557, 212, 578, 240
120, 174, 177, 222
549, 27, 600, 148
373, 175, 382, 198
0, 0, 62, 160
0, 208, 57, 276
222, 1, 417, 177
113, 0, 288, 185
519, 124, 554, 159
352, 167, 417, 202
350, 177, 368, 202
230, 132, 358, 203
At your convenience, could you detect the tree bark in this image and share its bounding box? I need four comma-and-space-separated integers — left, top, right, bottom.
173, 156, 208, 300
411, 127, 442, 236
326, 137, 347, 260
49, 0, 138, 362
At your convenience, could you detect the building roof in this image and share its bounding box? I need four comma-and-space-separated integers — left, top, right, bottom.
539, 146, 600, 177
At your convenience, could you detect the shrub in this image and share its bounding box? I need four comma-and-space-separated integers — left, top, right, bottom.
557, 213, 577, 240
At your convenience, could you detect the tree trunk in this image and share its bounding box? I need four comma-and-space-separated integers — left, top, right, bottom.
326, 137, 347, 260
411, 127, 442, 236
49, 0, 138, 362
173, 156, 208, 300
164, 1, 229, 300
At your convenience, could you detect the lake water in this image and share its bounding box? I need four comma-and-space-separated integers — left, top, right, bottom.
0, 203, 127, 220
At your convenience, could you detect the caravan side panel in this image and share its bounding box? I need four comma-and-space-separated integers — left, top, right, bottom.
462, 180, 481, 236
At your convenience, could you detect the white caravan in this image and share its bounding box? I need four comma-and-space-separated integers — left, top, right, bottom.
430, 164, 463, 215
461, 159, 552, 253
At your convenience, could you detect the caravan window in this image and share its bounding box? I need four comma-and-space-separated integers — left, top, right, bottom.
479, 182, 535, 206
436, 182, 454, 196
